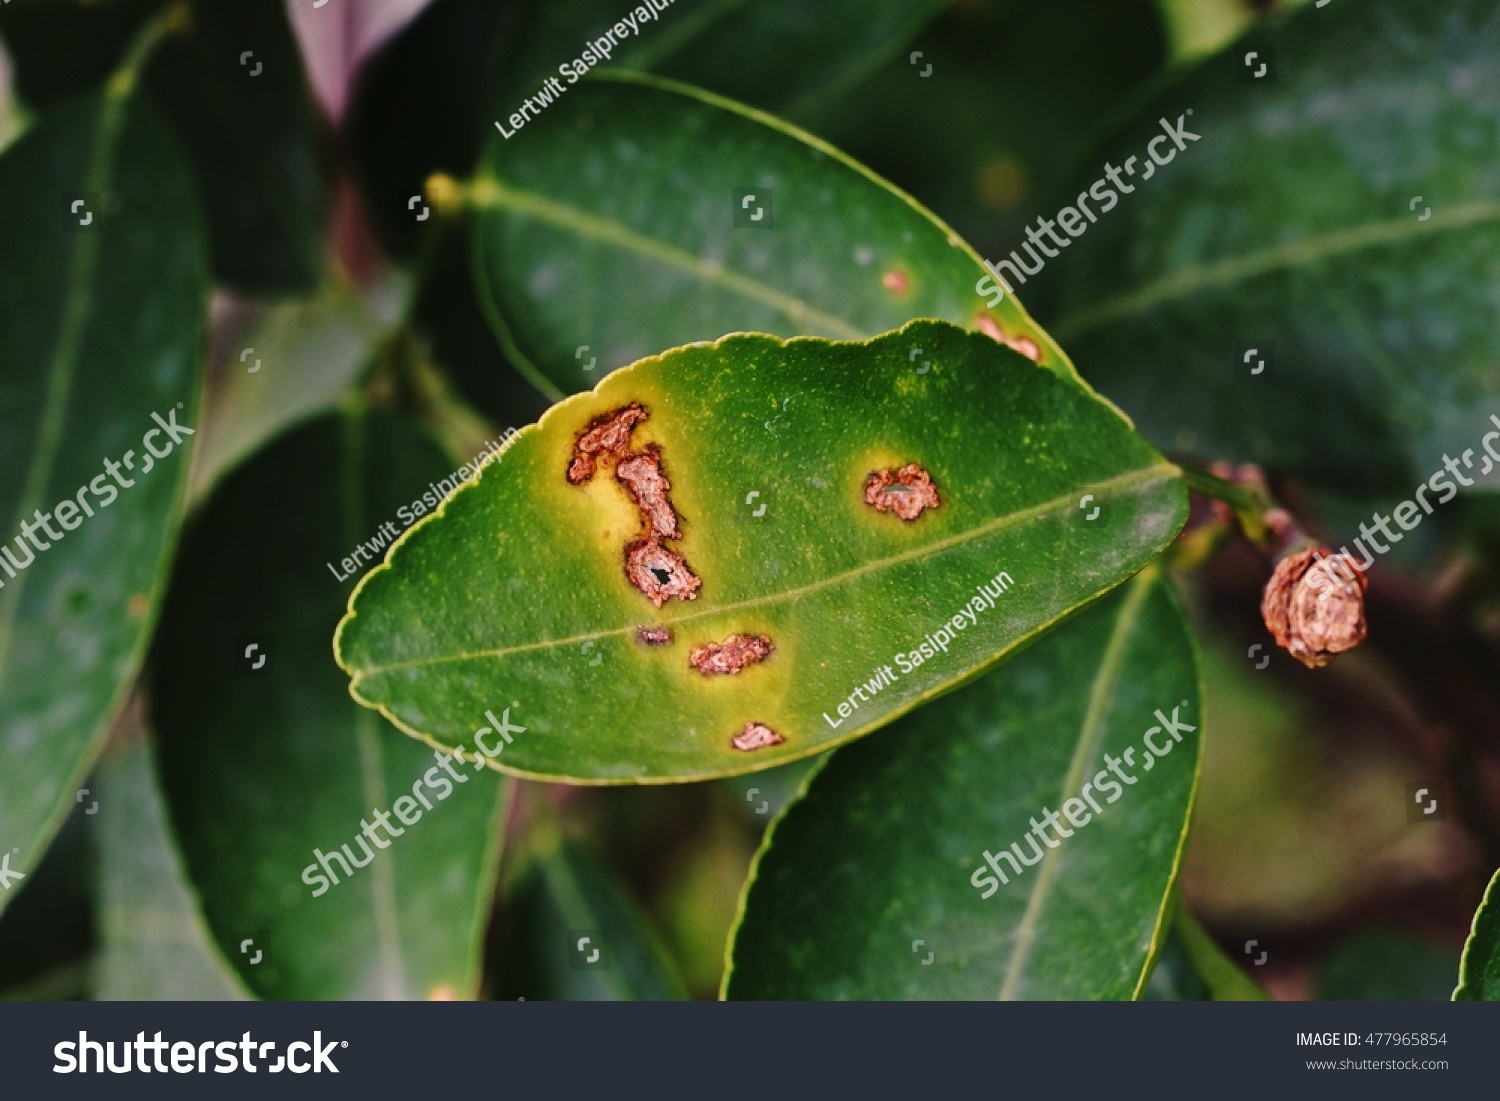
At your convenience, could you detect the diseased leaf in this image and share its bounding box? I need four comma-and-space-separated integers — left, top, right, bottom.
470, 72, 1074, 398
337, 319, 1186, 783
152, 411, 507, 999
496, 840, 687, 1001
1455, 869, 1500, 1000
1041, 0, 1500, 495
495, 0, 942, 119
723, 568, 1201, 1000
95, 741, 247, 1001
0, 90, 206, 919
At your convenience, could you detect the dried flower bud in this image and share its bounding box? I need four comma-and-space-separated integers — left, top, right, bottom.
1260, 547, 1368, 668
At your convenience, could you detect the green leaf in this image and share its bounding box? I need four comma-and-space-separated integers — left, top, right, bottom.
798, 0, 1167, 270
0, 88, 206, 919
1314, 926, 1458, 1002
496, 840, 688, 1001
95, 742, 248, 1001
144, 0, 327, 293
338, 320, 1186, 783
188, 277, 402, 500
495, 0, 942, 118
1042, 0, 1500, 495
470, 72, 1077, 398
151, 411, 507, 999
1455, 868, 1500, 1000
0, 0, 327, 293
1170, 900, 1270, 1001
723, 567, 1201, 999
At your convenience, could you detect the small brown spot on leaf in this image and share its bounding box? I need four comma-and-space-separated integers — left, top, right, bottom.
690, 634, 774, 676
882, 268, 910, 295
864, 464, 941, 521
636, 626, 673, 646
615, 446, 680, 540
1261, 547, 1368, 668
127, 593, 149, 617
625, 540, 701, 608
567, 402, 649, 485
974, 314, 1043, 363
731, 722, 784, 752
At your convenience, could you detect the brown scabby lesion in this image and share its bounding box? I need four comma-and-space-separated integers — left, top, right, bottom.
731, 722, 784, 752
566, 402, 701, 608
690, 634, 773, 676
636, 625, 673, 646
864, 463, 941, 521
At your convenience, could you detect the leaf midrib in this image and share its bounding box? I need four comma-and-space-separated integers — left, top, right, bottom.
471, 176, 864, 339
350, 461, 1180, 680
996, 567, 1153, 1001
1052, 199, 1500, 340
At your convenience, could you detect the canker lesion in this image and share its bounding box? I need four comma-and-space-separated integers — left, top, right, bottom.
566, 402, 701, 608
864, 463, 941, 521
689, 634, 773, 676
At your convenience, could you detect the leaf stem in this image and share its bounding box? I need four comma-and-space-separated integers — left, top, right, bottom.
1179, 464, 1274, 549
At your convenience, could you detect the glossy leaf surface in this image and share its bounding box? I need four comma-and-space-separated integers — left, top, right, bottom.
0, 91, 205, 918
471, 73, 1074, 397
724, 569, 1200, 999
153, 411, 506, 999
338, 320, 1186, 783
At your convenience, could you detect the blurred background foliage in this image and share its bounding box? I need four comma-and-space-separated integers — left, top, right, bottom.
0, 0, 1488, 1002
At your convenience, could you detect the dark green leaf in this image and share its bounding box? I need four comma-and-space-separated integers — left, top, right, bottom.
1455, 869, 1500, 1000
471, 73, 1078, 397
495, 0, 942, 118
145, 0, 327, 293
0, 89, 206, 919
338, 320, 1186, 782
0, 0, 327, 293
724, 568, 1200, 999
152, 411, 507, 999
1042, 0, 1500, 494
799, 0, 1167, 266
1314, 926, 1459, 1002
345, 0, 511, 262
1171, 900, 1270, 1001
496, 840, 687, 1000
95, 741, 247, 1000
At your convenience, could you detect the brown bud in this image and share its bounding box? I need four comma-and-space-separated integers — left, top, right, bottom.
1260, 547, 1368, 668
